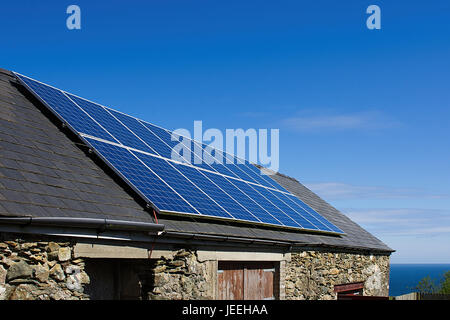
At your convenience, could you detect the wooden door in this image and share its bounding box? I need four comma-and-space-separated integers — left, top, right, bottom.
218, 261, 276, 300
217, 262, 244, 300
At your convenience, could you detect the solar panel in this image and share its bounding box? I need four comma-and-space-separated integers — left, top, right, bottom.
14, 72, 344, 235
67, 94, 155, 154
86, 137, 196, 214
18, 75, 116, 142
133, 152, 232, 219
173, 163, 261, 223
200, 170, 282, 226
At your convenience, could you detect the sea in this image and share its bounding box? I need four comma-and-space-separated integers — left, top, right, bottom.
389, 264, 450, 297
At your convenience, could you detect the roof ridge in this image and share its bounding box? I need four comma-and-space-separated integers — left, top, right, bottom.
254, 164, 301, 183
0, 68, 12, 76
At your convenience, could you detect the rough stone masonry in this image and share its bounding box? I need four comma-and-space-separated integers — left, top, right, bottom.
147, 249, 215, 300
0, 234, 89, 300
1, 233, 389, 300
284, 251, 390, 300
146, 249, 390, 300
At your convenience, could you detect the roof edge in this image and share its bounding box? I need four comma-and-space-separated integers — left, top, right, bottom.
164, 230, 394, 255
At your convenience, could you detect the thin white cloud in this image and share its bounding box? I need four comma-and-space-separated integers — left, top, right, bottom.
281, 110, 400, 132
342, 207, 450, 237
305, 182, 449, 200
382, 226, 450, 236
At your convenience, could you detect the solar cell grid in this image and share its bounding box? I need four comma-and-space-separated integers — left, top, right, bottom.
140, 122, 193, 158
230, 161, 276, 189
253, 185, 321, 231
174, 163, 262, 223
244, 161, 290, 191
18, 75, 116, 142
85, 138, 196, 214
190, 141, 242, 178
67, 94, 155, 153
228, 179, 300, 228
108, 109, 174, 159
133, 152, 232, 219
201, 171, 280, 226
284, 194, 344, 233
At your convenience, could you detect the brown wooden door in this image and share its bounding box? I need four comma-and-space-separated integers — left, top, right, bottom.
218, 262, 275, 300
217, 262, 244, 300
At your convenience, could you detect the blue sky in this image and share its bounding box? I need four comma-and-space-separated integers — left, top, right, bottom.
1, 0, 450, 263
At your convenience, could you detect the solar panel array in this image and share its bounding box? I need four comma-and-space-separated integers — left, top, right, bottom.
15, 72, 344, 235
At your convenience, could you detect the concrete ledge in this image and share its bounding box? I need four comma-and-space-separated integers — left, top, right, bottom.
197, 250, 290, 262
74, 242, 291, 262
74, 243, 150, 259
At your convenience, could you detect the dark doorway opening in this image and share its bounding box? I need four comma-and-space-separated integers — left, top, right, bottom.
84, 259, 154, 300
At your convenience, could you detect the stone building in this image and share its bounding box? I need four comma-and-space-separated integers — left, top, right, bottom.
0, 68, 393, 300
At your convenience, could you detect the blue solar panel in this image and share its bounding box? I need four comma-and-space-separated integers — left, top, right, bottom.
15, 72, 344, 234
140, 122, 193, 163
140, 123, 230, 175
188, 142, 241, 178
85, 138, 196, 214
217, 153, 270, 187
16, 74, 116, 142
104, 108, 171, 158
173, 163, 261, 223
243, 161, 291, 192
67, 94, 155, 153
251, 184, 320, 230
167, 133, 224, 173
232, 162, 276, 189
181, 140, 288, 192
279, 192, 335, 231
228, 179, 301, 228
201, 171, 281, 226
132, 151, 232, 219
283, 193, 344, 234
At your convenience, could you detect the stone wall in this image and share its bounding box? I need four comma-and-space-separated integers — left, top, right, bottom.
1, 234, 390, 300
0, 235, 89, 300
0, 236, 213, 300
147, 249, 215, 300
285, 251, 390, 300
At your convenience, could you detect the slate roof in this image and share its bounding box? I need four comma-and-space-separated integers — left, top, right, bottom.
0, 68, 154, 224
0, 68, 393, 253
